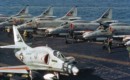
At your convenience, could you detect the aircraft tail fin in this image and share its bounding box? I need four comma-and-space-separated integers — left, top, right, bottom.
13, 25, 31, 49
16, 5, 29, 16
57, 7, 79, 20
100, 8, 112, 20
92, 8, 112, 23
41, 6, 53, 17
0, 25, 31, 50
64, 6, 77, 17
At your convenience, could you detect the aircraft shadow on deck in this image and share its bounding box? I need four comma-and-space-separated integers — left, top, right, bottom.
59, 68, 104, 80
0, 68, 104, 80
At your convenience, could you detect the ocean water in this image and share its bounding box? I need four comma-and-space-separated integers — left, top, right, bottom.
0, 0, 130, 23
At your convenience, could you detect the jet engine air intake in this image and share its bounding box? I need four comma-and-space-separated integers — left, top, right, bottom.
63, 62, 79, 75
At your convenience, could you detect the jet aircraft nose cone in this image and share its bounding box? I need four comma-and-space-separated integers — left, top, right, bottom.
83, 32, 91, 39
72, 66, 79, 75
15, 51, 24, 61
15, 52, 20, 58
83, 34, 87, 38
125, 41, 130, 46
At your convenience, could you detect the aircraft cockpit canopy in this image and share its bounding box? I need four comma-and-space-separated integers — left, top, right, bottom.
53, 50, 65, 60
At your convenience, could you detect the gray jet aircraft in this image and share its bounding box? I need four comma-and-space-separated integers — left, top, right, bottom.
0, 5, 32, 29
18, 6, 80, 33
47, 8, 114, 37
0, 5, 30, 23
83, 22, 130, 42
83, 22, 130, 53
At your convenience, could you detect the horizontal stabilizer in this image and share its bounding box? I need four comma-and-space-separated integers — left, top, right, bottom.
0, 45, 25, 49
0, 65, 29, 74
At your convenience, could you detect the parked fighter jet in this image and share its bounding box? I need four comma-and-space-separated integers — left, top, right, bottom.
0, 5, 32, 29
48, 20, 100, 36
18, 6, 56, 29
0, 5, 30, 29
82, 23, 111, 40
18, 6, 80, 32
47, 8, 114, 37
82, 22, 130, 53
9, 5, 32, 22
0, 5, 30, 24
15, 6, 56, 35
38, 6, 80, 28
0, 25, 79, 80
83, 23, 130, 41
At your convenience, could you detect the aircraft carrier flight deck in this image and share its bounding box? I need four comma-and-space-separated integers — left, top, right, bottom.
0, 31, 130, 80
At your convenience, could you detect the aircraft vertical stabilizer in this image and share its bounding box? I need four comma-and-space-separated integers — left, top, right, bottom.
100, 8, 112, 20
0, 25, 31, 49
56, 6, 79, 20
13, 25, 31, 49
41, 6, 53, 17
16, 5, 29, 16
65, 6, 77, 17
91, 8, 112, 23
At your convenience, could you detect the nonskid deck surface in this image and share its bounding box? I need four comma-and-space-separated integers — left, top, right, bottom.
0, 32, 130, 80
